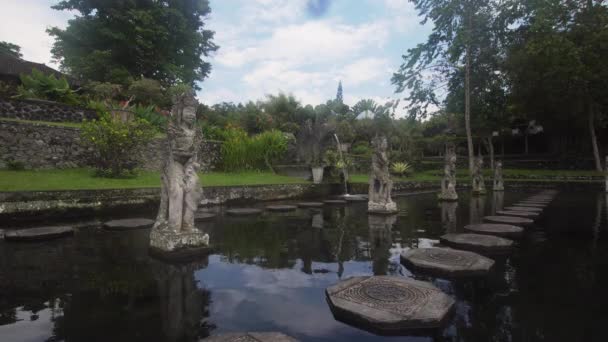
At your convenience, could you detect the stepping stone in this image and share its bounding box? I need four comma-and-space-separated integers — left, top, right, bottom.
464, 223, 524, 239
324, 200, 347, 205
4, 226, 74, 242
496, 210, 539, 218
326, 276, 454, 333
103, 218, 154, 231
343, 195, 368, 202
205, 332, 298, 342
0, 229, 4, 239
440, 233, 514, 254
400, 247, 494, 277
226, 208, 262, 216
514, 203, 546, 208
504, 206, 543, 212
484, 215, 534, 226
194, 212, 216, 221
297, 202, 324, 208
266, 205, 297, 212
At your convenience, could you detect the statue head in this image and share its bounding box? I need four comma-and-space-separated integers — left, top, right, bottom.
171, 88, 198, 126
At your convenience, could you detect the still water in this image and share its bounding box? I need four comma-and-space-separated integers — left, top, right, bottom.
1, 190, 607, 342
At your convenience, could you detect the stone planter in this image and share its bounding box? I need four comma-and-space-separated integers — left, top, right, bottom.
311, 166, 324, 184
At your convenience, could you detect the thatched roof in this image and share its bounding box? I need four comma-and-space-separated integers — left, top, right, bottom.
0, 54, 80, 85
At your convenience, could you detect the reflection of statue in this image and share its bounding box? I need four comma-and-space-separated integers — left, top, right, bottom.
439, 144, 458, 201
472, 155, 486, 195
470, 195, 486, 224
368, 136, 397, 213
151, 90, 209, 252
440, 202, 458, 232
491, 191, 504, 214
368, 215, 396, 275
493, 160, 504, 191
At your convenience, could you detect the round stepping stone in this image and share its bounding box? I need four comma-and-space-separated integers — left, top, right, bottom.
504, 206, 543, 212
496, 210, 539, 218
343, 195, 367, 202
205, 332, 298, 342
4, 226, 74, 242
464, 223, 524, 239
297, 202, 324, 208
326, 276, 454, 333
103, 218, 154, 231
226, 208, 262, 216
266, 205, 297, 212
484, 215, 534, 226
324, 200, 347, 205
400, 247, 494, 277
194, 212, 216, 221
440, 233, 513, 254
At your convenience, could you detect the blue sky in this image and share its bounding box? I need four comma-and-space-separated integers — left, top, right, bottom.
0, 0, 431, 115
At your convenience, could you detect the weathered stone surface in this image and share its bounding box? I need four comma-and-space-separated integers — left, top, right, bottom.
463, 223, 524, 239
484, 215, 534, 225
368, 136, 397, 213
440, 233, 514, 254
324, 199, 347, 205
438, 144, 458, 201
103, 218, 154, 230
266, 205, 297, 212
504, 206, 543, 212
343, 194, 367, 202
0, 98, 96, 122
401, 247, 494, 277
4, 226, 74, 241
226, 208, 263, 216
297, 202, 324, 208
496, 210, 540, 218
204, 332, 298, 342
326, 276, 454, 333
149, 228, 209, 253
493, 160, 504, 191
194, 212, 216, 221
471, 155, 486, 195
513, 202, 546, 208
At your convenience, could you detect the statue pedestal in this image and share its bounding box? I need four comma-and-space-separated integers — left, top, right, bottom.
438, 191, 458, 201
150, 224, 209, 255
368, 201, 398, 215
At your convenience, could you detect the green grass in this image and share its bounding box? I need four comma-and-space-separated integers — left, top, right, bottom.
0, 168, 308, 191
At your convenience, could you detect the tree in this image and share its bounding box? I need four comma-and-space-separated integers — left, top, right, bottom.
336, 81, 344, 104
0, 41, 22, 58
47, 0, 218, 88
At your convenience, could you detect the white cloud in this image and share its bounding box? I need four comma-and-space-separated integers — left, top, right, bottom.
338, 57, 391, 86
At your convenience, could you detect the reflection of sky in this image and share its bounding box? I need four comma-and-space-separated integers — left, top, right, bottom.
0, 304, 55, 342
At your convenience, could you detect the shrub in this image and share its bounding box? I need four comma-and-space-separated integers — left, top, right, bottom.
80, 117, 157, 177
130, 104, 168, 132
221, 128, 287, 172
351, 141, 371, 156
6, 160, 25, 171
85, 82, 122, 101
16, 69, 79, 105
391, 162, 412, 177
127, 78, 166, 106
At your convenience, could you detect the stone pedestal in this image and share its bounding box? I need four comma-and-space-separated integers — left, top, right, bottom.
149, 226, 209, 253
438, 144, 458, 201
368, 136, 397, 214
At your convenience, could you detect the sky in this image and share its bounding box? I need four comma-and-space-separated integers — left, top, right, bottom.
0, 0, 432, 115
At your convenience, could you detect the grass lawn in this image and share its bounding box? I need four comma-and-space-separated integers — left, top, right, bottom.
0, 168, 308, 191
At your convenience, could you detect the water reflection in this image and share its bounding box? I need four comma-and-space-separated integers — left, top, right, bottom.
440, 202, 458, 233
469, 195, 486, 224
491, 191, 504, 215
368, 215, 396, 275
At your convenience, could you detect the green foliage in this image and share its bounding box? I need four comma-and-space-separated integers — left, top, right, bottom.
391, 162, 412, 177
130, 104, 167, 132
221, 129, 288, 172
0, 81, 17, 97
6, 160, 25, 171
85, 82, 122, 101
0, 41, 22, 58
127, 78, 166, 106
351, 141, 371, 156
80, 117, 156, 177
86, 100, 110, 118
16, 69, 79, 105
48, 0, 218, 88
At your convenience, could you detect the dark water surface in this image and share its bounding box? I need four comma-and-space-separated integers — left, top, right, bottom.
1, 190, 608, 342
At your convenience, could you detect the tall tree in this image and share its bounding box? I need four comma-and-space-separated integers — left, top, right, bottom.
0, 41, 22, 58
336, 81, 343, 104
47, 0, 218, 88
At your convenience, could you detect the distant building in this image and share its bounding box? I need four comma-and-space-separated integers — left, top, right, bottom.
0, 54, 80, 87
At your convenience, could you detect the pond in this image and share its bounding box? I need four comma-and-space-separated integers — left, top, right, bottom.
1, 189, 607, 342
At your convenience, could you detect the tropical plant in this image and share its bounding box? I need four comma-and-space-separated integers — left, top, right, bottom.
16, 69, 79, 105
220, 128, 288, 172
80, 117, 157, 177
130, 104, 168, 132
391, 162, 412, 177
85, 81, 122, 101
127, 78, 166, 106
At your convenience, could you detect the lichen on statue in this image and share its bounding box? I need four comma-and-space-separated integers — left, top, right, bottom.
368, 135, 397, 214
438, 144, 458, 201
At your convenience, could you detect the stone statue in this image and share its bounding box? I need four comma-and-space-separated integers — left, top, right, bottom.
472, 155, 486, 195
438, 144, 458, 201
493, 160, 504, 191
150, 90, 209, 253
368, 135, 397, 214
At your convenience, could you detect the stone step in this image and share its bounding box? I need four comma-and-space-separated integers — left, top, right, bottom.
4, 226, 74, 241
440, 233, 514, 254
103, 218, 155, 231
401, 247, 494, 277
463, 223, 524, 239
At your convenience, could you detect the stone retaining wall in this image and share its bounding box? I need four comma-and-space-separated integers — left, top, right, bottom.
0, 98, 97, 122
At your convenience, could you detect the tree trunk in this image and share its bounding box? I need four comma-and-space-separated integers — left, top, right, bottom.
588, 105, 602, 171
485, 136, 495, 171
465, 45, 474, 174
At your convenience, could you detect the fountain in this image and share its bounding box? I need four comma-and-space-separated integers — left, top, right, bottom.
333, 133, 349, 196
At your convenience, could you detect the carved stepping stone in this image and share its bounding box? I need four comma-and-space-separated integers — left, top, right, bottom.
484, 215, 534, 226
226, 208, 262, 216
4, 226, 74, 242
326, 276, 454, 333
103, 218, 154, 231
464, 223, 524, 239
343, 195, 368, 202
504, 206, 543, 212
496, 210, 540, 218
324, 200, 347, 205
440, 233, 514, 254
400, 247, 494, 277
266, 205, 297, 212
297, 202, 324, 208
194, 212, 216, 221
205, 332, 298, 342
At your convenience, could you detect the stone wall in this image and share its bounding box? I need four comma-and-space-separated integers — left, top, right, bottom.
0, 98, 97, 122
0, 120, 221, 171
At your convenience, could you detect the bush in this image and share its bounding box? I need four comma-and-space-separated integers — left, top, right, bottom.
85, 82, 122, 101
6, 160, 25, 171
16, 69, 80, 105
130, 104, 168, 132
351, 141, 371, 156
391, 162, 412, 177
127, 78, 166, 106
80, 117, 157, 177
221, 128, 287, 172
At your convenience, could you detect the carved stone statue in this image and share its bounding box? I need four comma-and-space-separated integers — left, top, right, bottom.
438, 144, 458, 201
493, 160, 504, 191
150, 90, 209, 252
368, 135, 397, 213
472, 155, 486, 195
